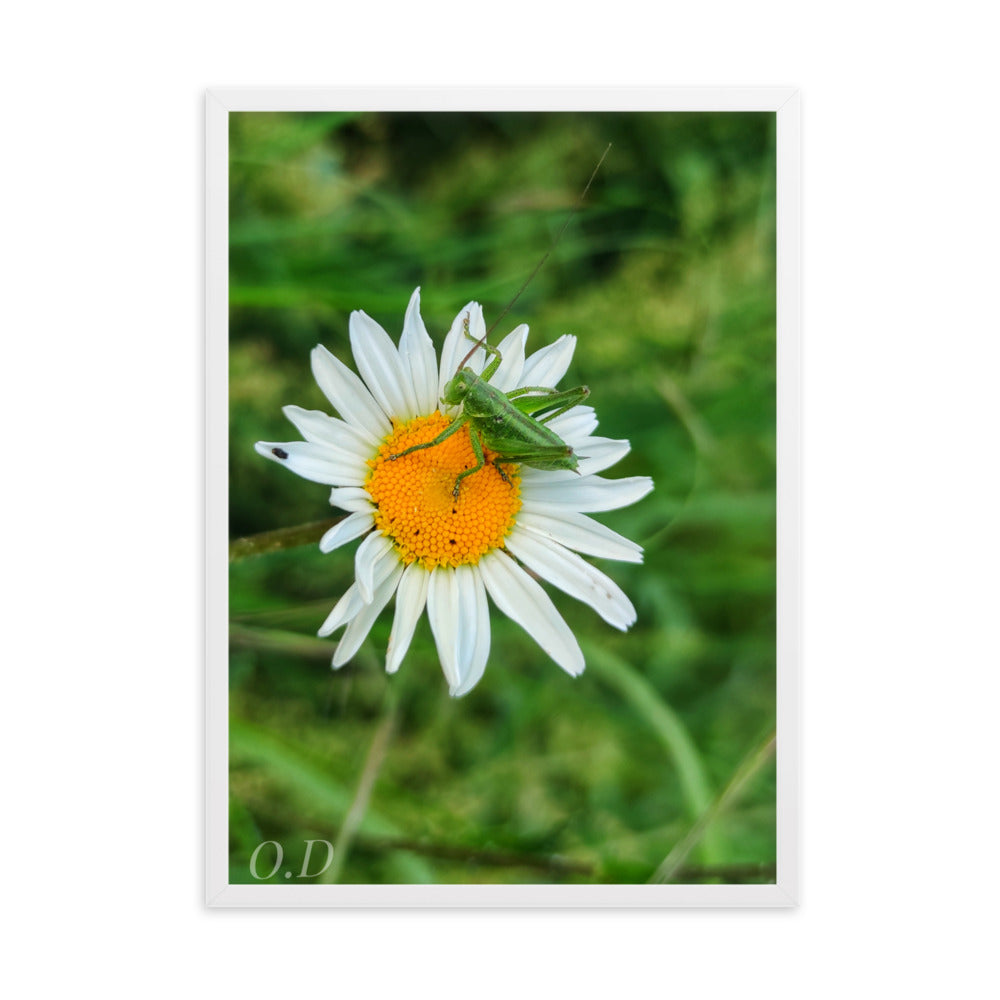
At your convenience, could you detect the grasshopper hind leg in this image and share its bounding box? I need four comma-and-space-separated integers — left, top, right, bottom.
493, 460, 517, 487
452, 436, 520, 498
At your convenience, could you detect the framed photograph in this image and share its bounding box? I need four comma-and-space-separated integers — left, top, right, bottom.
206, 87, 800, 906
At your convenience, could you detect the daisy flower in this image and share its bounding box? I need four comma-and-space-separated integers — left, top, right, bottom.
255, 288, 653, 697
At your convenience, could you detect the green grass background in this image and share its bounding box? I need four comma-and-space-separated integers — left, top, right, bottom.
228, 111, 776, 885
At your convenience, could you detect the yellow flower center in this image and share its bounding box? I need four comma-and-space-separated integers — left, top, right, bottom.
366, 411, 522, 570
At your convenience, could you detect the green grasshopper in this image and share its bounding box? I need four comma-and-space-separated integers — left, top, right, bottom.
389, 315, 590, 497
388, 146, 611, 498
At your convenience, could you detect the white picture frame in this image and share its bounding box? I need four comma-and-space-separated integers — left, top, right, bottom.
206, 87, 800, 907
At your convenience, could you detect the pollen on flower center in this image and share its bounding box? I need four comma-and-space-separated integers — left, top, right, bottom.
366, 411, 522, 570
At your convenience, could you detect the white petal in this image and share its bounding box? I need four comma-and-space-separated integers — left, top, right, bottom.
355, 531, 394, 605
350, 309, 416, 420
478, 551, 584, 677
319, 511, 374, 553
446, 565, 482, 697
519, 334, 576, 389
317, 583, 364, 637
317, 541, 401, 637
333, 563, 405, 668
386, 563, 429, 674
515, 509, 643, 564
329, 486, 375, 513
489, 324, 528, 393
281, 405, 375, 462
399, 288, 439, 416
426, 568, 460, 690
575, 437, 631, 476
450, 565, 490, 697
253, 440, 368, 486
505, 530, 636, 631
519, 436, 631, 480
311, 345, 391, 442
545, 405, 598, 442
521, 475, 654, 512
439, 302, 487, 401
451, 566, 478, 695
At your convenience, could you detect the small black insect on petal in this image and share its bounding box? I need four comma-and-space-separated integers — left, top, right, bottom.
272, 447, 289, 460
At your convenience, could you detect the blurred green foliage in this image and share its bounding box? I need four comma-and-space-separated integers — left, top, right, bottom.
228, 111, 776, 885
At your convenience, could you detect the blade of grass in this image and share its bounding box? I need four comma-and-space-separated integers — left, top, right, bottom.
581, 640, 723, 863
322, 699, 398, 884
650, 728, 776, 884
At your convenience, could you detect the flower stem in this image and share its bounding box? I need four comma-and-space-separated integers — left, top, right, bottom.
229, 623, 332, 659
228, 517, 342, 561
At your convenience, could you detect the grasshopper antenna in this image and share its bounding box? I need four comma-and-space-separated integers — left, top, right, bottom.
456, 142, 612, 371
